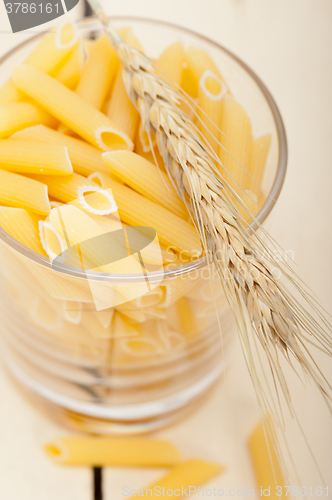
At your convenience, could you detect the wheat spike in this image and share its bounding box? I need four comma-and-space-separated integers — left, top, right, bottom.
87, 4, 332, 425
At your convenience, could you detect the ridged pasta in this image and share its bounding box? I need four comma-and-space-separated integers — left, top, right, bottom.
30, 172, 96, 204
246, 134, 272, 207
55, 41, 85, 89
76, 34, 119, 110
0, 207, 46, 254
156, 42, 184, 86
0, 102, 57, 139
0, 22, 78, 105
0, 169, 50, 215
0, 140, 73, 175
11, 125, 108, 176
182, 46, 226, 98
12, 65, 134, 152
103, 151, 188, 219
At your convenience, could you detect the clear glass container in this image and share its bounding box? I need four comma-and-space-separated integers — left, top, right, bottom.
0, 17, 287, 434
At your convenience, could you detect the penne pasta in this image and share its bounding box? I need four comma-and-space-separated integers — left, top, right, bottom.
134, 123, 165, 171
0, 22, 78, 105
93, 308, 114, 329
11, 125, 108, 176
76, 34, 119, 110
12, 65, 134, 152
198, 70, 227, 153
0, 102, 57, 139
156, 42, 185, 86
31, 172, 97, 204
0, 207, 46, 255
218, 95, 252, 193
103, 151, 188, 219
55, 41, 85, 89
100, 179, 201, 257
0, 140, 73, 175
106, 68, 140, 142
0, 169, 50, 215
111, 311, 141, 338
44, 436, 182, 466
246, 134, 272, 207
182, 46, 226, 98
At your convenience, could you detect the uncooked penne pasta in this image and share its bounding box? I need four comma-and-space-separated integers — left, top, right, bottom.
246, 134, 272, 206
103, 151, 188, 219
76, 34, 119, 110
62, 300, 82, 325
0, 102, 57, 139
235, 189, 258, 225
182, 46, 226, 98
31, 172, 96, 204
106, 68, 140, 142
0, 22, 78, 105
134, 123, 165, 171
0, 207, 46, 255
44, 436, 182, 466
0, 140, 73, 175
0, 169, 50, 215
55, 41, 85, 89
11, 125, 108, 176
93, 308, 114, 329
156, 42, 185, 86
12, 65, 134, 152
249, 418, 285, 499
218, 95, 252, 193
102, 179, 201, 257
198, 70, 227, 153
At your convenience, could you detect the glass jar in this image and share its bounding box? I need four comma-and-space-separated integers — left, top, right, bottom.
0, 17, 287, 434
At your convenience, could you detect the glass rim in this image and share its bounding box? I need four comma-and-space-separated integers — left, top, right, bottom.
0, 15, 288, 283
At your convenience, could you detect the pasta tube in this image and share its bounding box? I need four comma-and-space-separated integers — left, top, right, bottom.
246, 134, 272, 206
0, 140, 73, 175
128, 459, 224, 499
11, 125, 108, 176
12, 65, 134, 152
106, 68, 140, 142
198, 70, 227, 153
30, 172, 97, 204
218, 95, 252, 193
76, 34, 119, 110
55, 42, 85, 89
0, 169, 50, 215
0, 207, 46, 254
156, 42, 184, 86
249, 418, 285, 499
0, 22, 78, 105
0, 102, 57, 139
102, 179, 201, 256
44, 436, 182, 466
103, 151, 188, 219
182, 46, 226, 98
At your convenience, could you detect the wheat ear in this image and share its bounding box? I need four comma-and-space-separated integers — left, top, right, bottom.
87, 4, 332, 419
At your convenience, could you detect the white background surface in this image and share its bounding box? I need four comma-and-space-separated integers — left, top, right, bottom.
0, 0, 332, 498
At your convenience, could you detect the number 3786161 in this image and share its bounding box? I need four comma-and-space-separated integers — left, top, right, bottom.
5, 3, 60, 14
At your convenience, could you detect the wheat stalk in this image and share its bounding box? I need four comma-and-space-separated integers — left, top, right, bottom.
88, 3, 332, 428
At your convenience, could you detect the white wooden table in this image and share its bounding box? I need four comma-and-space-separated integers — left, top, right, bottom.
0, 1, 331, 498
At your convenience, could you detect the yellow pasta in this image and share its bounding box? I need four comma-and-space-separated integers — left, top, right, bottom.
235, 189, 258, 225
111, 311, 140, 338
0, 207, 46, 254
0, 22, 78, 105
0, 140, 73, 175
101, 179, 201, 257
0, 102, 57, 139
76, 34, 119, 110
55, 41, 85, 89
198, 70, 227, 153
182, 46, 226, 98
12, 65, 134, 152
159, 277, 196, 308
128, 459, 224, 499
156, 42, 185, 86
249, 418, 285, 499
106, 68, 140, 142
11, 125, 108, 176
0, 169, 50, 215
103, 151, 188, 219
30, 172, 96, 204
134, 123, 165, 171
218, 95, 252, 193
246, 134, 272, 206
93, 308, 114, 329
44, 436, 182, 466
